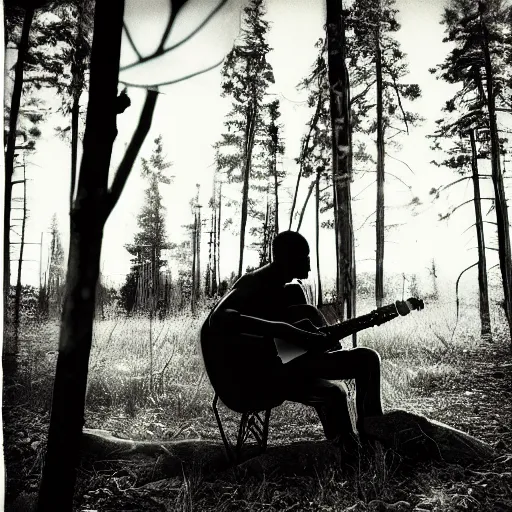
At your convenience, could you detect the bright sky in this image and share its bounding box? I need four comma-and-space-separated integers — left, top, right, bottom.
7, 0, 512, 300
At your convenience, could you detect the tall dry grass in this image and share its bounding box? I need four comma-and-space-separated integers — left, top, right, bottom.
9, 296, 506, 438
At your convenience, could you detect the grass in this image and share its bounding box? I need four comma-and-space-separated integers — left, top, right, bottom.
3, 296, 511, 511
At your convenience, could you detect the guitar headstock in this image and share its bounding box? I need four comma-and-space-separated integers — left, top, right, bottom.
395, 297, 425, 316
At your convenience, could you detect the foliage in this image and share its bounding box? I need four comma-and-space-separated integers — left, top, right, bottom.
347, 0, 422, 139
430, 0, 511, 166
292, 38, 333, 227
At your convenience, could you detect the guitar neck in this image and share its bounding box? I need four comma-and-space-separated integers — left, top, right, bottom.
320, 303, 399, 340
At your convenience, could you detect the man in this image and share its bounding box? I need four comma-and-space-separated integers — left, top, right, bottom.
206, 230, 383, 447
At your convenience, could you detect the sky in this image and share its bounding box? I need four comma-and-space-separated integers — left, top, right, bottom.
6, 0, 512, 300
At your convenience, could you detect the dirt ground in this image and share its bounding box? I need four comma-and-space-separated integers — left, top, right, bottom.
3, 340, 512, 511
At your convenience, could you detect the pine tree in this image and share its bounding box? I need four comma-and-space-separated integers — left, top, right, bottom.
433, 0, 512, 343
4, 1, 82, 325
122, 136, 172, 314
348, 0, 422, 307
214, 0, 274, 277
48, 214, 65, 316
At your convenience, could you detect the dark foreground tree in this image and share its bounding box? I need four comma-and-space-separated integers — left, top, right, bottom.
36, 2, 159, 509
37, 0, 229, 506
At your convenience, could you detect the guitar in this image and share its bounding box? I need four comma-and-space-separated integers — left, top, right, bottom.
274, 297, 425, 363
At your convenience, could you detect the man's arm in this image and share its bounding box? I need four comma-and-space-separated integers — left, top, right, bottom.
209, 288, 331, 351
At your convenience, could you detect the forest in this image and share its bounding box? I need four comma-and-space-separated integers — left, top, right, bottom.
2, 0, 512, 510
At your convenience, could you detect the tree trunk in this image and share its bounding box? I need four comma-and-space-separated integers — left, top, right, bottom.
375, 30, 385, 308
315, 169, 323, 308
289, 95, 323, 230
273, 139, 279, 235
217, 183, 222, 285
37, 0, 156, 508
326, 0, 356, 335
212, 197, 218, 295
238, 108, 257, 278
14, 161, 27, 345
480, 15, 512, 347
196, 205, 201, 301
469, 130, 492, 340
70, 95, 80, 209
4, 7, 35, 339
296, 179, 315, 231
191, 211, 197, 314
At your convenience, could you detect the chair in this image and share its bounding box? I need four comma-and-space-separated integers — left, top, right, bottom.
212, 393, 276, 463
204, 286, 356, 464
211, 378, 354, 464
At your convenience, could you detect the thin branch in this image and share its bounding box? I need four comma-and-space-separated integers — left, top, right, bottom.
467, 246, 499, 251
450, 197, 495, 216
350, 79, 376, 106
289, 92, 324, 229
353, 179, 376, 200
123, 23, 142, 60
358, 169, 411, 189
356, 210, 376, 231
461, 220, 498, 235
438, 176, 472, 194
119, 58, 224, 89
384, 64, 409, 134
120, 0, 229, 72
453, 261, 479, 339
385, 152, 415, 174
105, 90, 159, 217
387, 172, 412, 190
296, 180, 316, 231
385, 127, 406, 141
156, 0, 189, 54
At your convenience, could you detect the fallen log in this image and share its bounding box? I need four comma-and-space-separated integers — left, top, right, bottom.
80, 409, 495, 481
363, 410, 496, 464
81, 429, 229, 478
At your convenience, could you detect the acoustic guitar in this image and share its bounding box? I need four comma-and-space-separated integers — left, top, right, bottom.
200, 296, 424, 411
275, 297, 425, 363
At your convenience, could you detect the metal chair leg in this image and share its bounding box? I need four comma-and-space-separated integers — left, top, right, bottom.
212, 394, 272, 464
212, 393, 235, 463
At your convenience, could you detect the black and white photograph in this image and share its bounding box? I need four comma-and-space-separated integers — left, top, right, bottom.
2, 0, 512, 510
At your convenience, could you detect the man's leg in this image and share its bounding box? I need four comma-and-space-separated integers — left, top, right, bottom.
283, 347, 383, 432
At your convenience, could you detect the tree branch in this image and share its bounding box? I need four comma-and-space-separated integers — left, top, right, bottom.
105, 90, 159, 217
385, 152, 415, 174
450, 198, 496, 216
356, 210, 376, 231
353, 179, 376, 200
461, 220, 497, 234
119, 58, 224, 89
289, 91, 323, 229
123, 23, 142, 60
120, 0, 229, 72
350, 79, 376, 106
296, 179, 315, 231
383, 63, 409, 134
157, 0, 189, 54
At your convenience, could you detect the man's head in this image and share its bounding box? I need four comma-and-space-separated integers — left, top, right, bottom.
272, 231, 310, 280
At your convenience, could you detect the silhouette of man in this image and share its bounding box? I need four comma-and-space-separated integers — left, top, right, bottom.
208, 230, 383, 447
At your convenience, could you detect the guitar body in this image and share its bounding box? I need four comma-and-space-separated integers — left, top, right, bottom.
200, 282, 311, 412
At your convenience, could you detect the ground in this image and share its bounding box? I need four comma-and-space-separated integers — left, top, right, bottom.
2, 313, 512, 511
